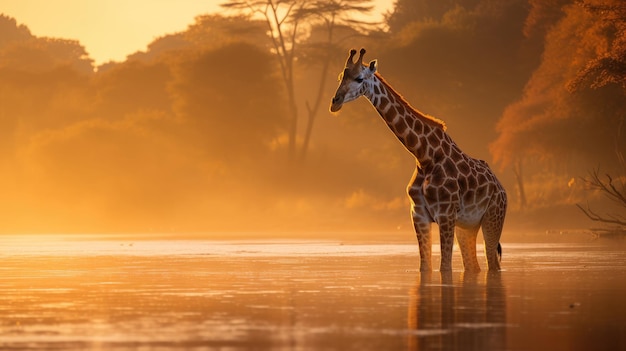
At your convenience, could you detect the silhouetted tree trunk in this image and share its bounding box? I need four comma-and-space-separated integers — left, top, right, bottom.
512, 158, 527, 211
297, 1, 377, 160
222, 0, 375, 162
299, 5, 374, 160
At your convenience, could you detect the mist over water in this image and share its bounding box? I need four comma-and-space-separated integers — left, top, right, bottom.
1, 1, 624, 235
0, 1, 624, 349
1, 235, 625, 350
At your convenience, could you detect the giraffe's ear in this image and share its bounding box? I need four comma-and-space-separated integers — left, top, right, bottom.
368, 60, 378, 73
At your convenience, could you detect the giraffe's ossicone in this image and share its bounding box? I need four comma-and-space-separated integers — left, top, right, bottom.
330, 48, 507, 272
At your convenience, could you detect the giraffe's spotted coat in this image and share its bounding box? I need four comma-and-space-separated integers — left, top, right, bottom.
330, 48, 507, 272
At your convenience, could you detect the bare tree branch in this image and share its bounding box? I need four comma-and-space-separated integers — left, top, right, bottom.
581, 168, 626, 207
576, 203, 626, 226
577, 166, 626, 229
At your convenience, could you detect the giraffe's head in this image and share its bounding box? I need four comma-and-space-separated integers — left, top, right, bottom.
330, 48, 377, 113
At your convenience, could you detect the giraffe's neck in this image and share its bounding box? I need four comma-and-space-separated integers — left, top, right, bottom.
364, 73, 449, 167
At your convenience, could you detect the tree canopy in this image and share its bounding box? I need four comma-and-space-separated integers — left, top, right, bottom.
0, 0, 624, 234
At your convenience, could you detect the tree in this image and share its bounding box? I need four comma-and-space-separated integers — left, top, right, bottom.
294, 1, 376, 160
383, 0, 531, 160
577, 167, 626, 229
570, 1, 626, 231
491, 0, 625, 198
385, 0, 481, 33
523, 0, 573, 38
93, 60, 172, 118
0, 14, 32, 50
567, 0, 626, 92
221, 0, 374, 161
122, 14, 271, 65
169, 42, 287, 161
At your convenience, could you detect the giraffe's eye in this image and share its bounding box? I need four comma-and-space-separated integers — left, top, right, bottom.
355, 77, 364, 83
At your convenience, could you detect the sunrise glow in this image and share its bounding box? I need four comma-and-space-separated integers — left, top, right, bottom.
0, 0, 393, 65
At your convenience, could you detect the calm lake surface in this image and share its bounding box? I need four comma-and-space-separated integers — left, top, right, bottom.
1, 235, 625, 350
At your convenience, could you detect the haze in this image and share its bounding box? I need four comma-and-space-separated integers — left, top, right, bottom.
0, 0, 392, 65
0, 0, 623, 238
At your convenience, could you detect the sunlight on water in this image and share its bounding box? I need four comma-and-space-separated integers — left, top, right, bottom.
0, 235, 426, 257
1, 235, 625, 350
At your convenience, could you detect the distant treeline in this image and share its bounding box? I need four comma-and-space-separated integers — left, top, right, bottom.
0, 0, 623, 234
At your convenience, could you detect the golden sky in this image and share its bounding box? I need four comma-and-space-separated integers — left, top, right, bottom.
0, 0, 392, 65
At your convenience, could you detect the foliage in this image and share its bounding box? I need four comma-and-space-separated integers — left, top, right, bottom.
489, 0, 626, 212
568, 1, 626, 91
170, 42, 287, 161
381, 0, 532, 161
1, 0, 625, 233
0, 14, 290, 232
385, 0, 481, 33
221, 0, 375, 160
492, 0, 625, 170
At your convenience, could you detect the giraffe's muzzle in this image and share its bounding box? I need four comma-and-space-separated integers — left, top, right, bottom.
330, 95, 343, 112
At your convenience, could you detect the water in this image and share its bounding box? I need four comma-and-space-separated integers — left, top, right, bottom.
1, 235, 625, 350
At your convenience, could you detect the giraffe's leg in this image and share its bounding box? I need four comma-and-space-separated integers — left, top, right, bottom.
438, 218, 455, 272
413, 214, 432, 272
408, 169, 433, 272
481, 201, 506, 271
456, 225, 481, 272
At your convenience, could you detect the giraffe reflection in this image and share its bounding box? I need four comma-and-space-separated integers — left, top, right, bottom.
407, 272, 506, 351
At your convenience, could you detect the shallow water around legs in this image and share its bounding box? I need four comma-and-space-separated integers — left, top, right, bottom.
1, 236, 625, 350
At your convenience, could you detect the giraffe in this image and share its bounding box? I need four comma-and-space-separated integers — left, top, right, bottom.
330, 48, 507, 272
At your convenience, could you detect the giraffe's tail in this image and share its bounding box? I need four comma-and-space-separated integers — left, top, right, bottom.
497, 243, 502, 262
